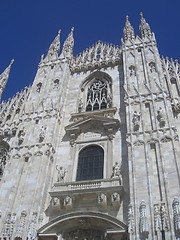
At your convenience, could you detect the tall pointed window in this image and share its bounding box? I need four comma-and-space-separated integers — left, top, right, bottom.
76, 145, 104, 181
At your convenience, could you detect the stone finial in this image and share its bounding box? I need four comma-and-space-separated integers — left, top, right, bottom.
123, 16, 135, 42
43, 30, 61, 62
62, 27, 74, 57
139, 12, 153, 39
0, 59, 14, 100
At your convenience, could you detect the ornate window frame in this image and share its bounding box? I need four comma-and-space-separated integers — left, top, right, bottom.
72, 141, 108, 182
78, 71, 112, 113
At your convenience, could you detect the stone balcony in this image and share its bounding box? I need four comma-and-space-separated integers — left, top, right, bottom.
48, 178, 123, 211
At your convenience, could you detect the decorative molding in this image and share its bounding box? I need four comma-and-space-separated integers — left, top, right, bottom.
172, 197, 180, 231
133, 139, 144, 146
70, 41, 121, 73
128, 204, 135, 234
15, 210, 27, 238
139, 201, 149, 235
65, 114, 120, 146
27, 212, 38, 240
153, 203, 169, 233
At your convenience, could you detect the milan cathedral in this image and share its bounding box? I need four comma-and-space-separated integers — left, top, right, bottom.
0, 13, 180, 240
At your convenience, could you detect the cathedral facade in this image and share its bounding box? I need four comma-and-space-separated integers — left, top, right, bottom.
0, 13, 180, 240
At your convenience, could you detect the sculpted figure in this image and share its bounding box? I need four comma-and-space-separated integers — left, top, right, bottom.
39, 126, 46, 142
132, 111, 141, 131
129, 66, 136, 76
112, 162, 121, 178
157, 107, 166, 127
56, 165, 68, 182
78, 98, 83, 112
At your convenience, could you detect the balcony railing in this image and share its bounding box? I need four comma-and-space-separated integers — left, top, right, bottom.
49, 177, 123, 197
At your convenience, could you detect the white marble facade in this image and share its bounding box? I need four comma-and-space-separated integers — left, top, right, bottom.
0, 14, 180, 240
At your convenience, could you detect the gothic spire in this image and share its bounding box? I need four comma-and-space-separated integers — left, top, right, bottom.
44, 30, 61, 62
139, 12, 153, 38
61, 27, 74, 58
0, 59, 14, 100
123, 16, 135, 42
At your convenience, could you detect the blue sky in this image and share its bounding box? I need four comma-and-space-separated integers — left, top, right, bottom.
1, 0, 180, 100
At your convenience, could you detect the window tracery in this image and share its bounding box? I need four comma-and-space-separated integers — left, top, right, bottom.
85, 79, 112, 112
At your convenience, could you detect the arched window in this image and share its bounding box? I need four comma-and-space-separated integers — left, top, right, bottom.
76, 145, 104, 181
